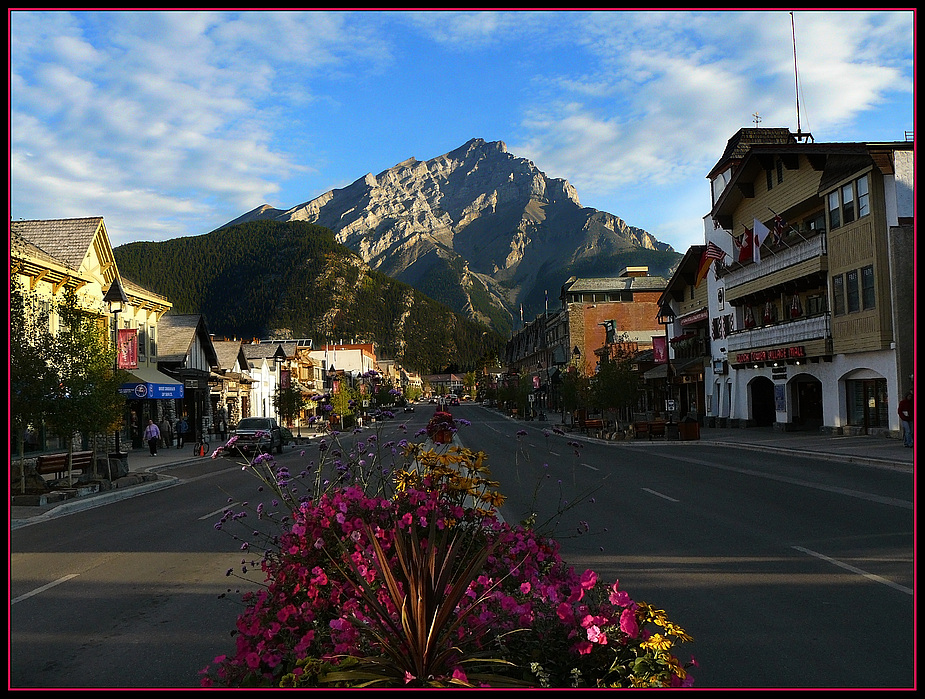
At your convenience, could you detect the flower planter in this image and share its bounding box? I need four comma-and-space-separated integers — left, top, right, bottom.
431, 430, 452, 444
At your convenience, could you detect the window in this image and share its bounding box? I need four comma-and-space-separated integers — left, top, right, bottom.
806, 294, 827, 315
776, 159, 784, 184
846, 270, 860, 313
827, 174, 870, 230
841, 183, 855, 224
857, 175, 869, 217
766, 168, 773, 191
861, 265, 875, 310
138, 325, 147, 360
828, 191, 841, 229
832, 274, 845, 316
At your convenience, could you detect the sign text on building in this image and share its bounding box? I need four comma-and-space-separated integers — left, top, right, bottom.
735, 345, 806, 364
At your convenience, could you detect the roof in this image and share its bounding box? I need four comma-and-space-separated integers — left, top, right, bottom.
10, 217, 105, 272
564, 276, 667, 293
212, 339, 246, 371
157, 314, 217, 365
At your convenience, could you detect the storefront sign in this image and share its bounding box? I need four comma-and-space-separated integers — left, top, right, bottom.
735, 345, 806, 364
680, 308, 709, 325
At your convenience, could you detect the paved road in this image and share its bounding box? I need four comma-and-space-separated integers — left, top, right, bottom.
10, 418, 914, 531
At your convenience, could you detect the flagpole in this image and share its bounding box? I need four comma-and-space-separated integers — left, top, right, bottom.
768, 207, 808, 243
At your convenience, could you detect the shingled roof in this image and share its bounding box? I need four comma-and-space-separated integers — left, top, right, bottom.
10, 217, 106, 272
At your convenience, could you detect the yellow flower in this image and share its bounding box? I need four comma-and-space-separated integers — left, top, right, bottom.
640, 633, 672, 652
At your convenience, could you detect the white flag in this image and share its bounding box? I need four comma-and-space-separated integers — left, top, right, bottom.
753, 218, 771, 264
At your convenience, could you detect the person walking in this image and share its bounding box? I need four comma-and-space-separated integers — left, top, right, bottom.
898, 390, 914, 448
159, 418, 173, 450
144, 419, 161, 456
176, 415, 189, 449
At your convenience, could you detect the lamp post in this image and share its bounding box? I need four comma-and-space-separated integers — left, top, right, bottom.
657, 304, 676, 422
103, 278, 129, 456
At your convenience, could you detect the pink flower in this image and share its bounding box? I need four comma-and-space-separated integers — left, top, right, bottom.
452, 667, 468, 683
579, 569, 597, 589
556, 602, 574, 624
586, 625, 607, 645
620, 608, 639, 638
575, 639, 594, 655
519, 581, 531, 594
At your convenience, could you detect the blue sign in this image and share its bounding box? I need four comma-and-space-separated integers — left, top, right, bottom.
119, 382, 184, 400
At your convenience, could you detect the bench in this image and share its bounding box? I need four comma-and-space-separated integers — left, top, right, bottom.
35, 451, 94, 479
582, 419, 604, 436
633, 421, 650, 439
648, 420, 667, 440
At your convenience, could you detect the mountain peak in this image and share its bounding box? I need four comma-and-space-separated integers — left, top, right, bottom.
217, 138, 677, 334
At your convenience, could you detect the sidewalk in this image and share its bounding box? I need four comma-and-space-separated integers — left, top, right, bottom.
10, 426, 913, 530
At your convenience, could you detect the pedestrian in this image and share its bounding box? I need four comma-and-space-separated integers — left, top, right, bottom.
159, 418, 173, 449
144, 419, 161, 456
176, 415, 189, 448
898, 390, 914, 448
217, 407, 227, 440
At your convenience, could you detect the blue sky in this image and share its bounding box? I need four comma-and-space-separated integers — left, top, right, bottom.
9, 9, 915, 253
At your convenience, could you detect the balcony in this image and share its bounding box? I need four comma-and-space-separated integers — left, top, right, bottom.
726, 313, 831, 353
723, 234, 827, 302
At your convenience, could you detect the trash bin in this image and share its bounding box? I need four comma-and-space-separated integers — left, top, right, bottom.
678, 419, 700, 441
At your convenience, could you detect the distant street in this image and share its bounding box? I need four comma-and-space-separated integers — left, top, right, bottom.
10, 403, 914, 688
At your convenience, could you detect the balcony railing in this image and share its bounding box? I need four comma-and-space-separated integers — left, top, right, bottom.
722, 233, 826, 291
725, 313, 831, 353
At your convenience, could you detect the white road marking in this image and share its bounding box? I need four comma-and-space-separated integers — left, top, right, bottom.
11, 574, 79, 605
792, 546, 913, 595
642, 488, 679, 502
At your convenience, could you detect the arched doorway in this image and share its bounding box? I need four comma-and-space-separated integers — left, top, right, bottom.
790, 374, 823, 431
749, 376, 776, 427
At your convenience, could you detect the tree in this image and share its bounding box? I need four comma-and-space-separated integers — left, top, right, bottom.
10, 277, 56, 491
45, 288, 126, 483
274, 380, 307, 429
590, 342, 640, 427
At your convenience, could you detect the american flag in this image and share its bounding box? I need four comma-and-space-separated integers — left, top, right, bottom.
704, 241, 726, 261
771, 215, 788, 245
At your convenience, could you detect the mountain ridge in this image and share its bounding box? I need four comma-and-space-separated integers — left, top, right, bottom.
217, 138, 680, 334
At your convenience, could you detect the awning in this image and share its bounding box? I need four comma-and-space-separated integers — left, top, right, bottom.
119, 368, 184, 400
642, 357, 705, 381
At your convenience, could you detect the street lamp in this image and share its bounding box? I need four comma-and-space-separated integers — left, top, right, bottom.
657, 303, 676, 422
103, 277, 128, 456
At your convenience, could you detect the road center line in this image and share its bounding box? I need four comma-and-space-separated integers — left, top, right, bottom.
792, 546, 913, 595
11, 574, 79, 606
642, 487, 679, 502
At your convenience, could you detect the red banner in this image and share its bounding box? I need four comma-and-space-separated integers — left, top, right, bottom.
652, 336, 668, 364
117, 328, 138, 369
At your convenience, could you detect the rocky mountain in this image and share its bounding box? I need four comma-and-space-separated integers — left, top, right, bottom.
219, 138, 680, 336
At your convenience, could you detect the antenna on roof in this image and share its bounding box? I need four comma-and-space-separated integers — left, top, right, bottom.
752, 112, 761, 126
791, 12, 801, 135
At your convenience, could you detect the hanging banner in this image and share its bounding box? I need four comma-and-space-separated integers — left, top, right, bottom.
652, 335, 668, 364
117, 328, 138, 369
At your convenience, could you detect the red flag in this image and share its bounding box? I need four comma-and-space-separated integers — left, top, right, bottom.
735, 227, 753, 263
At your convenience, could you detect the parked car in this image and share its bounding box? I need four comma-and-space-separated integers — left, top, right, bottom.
225, 417, 283, 455
403, 404, 415, 413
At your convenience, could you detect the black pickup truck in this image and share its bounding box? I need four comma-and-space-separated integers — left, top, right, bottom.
227, 417, 284, 455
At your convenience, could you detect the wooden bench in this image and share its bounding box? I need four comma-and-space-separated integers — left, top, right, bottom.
582, 419, 604, 436
35, 451, 94, 479
648, 420, 667, 440
633, 421, 650, 439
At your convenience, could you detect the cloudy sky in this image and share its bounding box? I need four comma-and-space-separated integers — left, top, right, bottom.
10, 9, 915, 253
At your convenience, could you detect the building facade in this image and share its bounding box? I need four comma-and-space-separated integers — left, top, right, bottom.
704, 128, 914, 434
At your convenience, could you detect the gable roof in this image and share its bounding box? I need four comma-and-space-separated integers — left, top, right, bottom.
157, 314, 218, 365
11, 217, 108, 273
